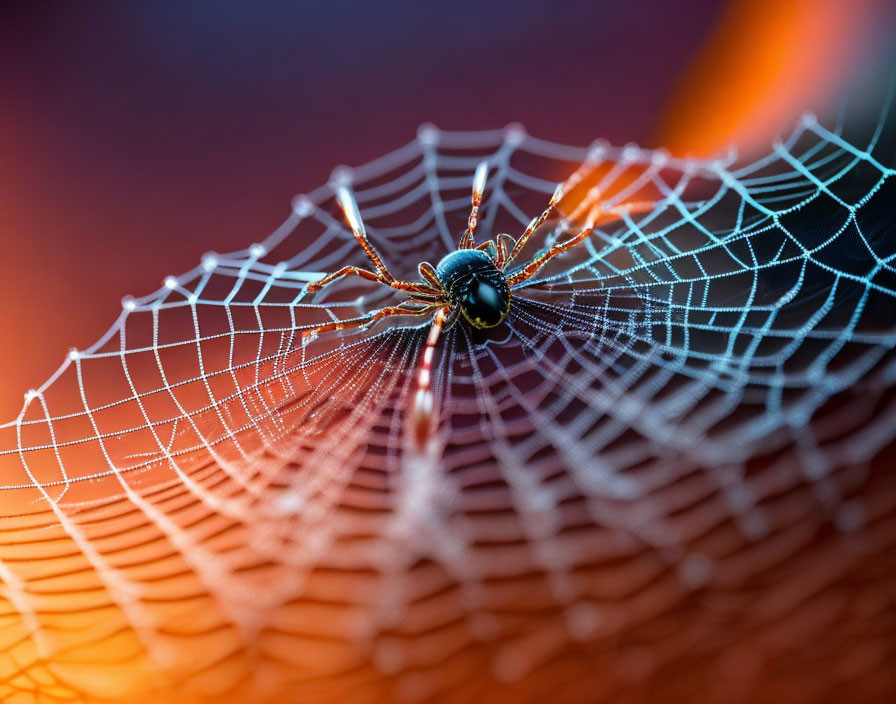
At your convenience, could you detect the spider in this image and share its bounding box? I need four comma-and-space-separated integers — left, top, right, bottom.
300, 162, 644, 448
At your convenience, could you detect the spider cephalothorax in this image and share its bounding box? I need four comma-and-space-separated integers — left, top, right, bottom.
299, 160, 644, 447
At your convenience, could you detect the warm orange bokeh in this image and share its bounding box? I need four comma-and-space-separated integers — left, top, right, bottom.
660, 0, 885, 158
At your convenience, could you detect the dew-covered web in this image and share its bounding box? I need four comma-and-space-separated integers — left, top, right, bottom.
1, 105, 895, 703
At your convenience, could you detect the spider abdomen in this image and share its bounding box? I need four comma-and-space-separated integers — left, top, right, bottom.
436, 249, 511, 329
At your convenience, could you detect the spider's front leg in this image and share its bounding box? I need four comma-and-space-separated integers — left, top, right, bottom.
500, 182, 564, 269
506, 209, 598, 287
458, 161, 489, 250
304, 186, 441, 298
507, 200, 655, 286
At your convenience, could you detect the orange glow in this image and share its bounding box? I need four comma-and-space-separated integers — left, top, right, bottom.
659, 0, 882, 158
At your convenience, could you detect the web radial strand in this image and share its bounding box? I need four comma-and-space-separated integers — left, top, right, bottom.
0, 113, 895, 703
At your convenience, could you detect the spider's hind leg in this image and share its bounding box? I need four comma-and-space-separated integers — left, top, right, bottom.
503, 182, 564, 268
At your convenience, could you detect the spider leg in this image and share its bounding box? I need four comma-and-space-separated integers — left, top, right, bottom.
304, 265, 439, 298
475, 240, 498, 260
506, 207, 599, 287
507, 197, 655, 287
322, 187, 443, 297
417, 262, 442, 290
502, 182, 564, 268
304, 265, 383, 293
441, 304, 461, 330
406, 290, 447, 304
299, 301, 438, 338
458, 161, 488, 249
335, 186, 400, 283
501, 156, 610, 269
494, 233, 515, 269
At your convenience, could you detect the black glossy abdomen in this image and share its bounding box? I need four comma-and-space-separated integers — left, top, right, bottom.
436, 249, 511, 329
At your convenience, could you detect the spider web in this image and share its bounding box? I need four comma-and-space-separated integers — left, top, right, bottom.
1, 103, 895, 703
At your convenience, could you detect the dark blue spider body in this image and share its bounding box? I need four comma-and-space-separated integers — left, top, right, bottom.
435, 249, 511, 329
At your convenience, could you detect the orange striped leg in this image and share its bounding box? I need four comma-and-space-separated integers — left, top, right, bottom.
506, 209, 599, 286
507, 201, 655, 286
502, 156, 608, 269
306, 266, 440, 297
417, 262, 442, 290
475, 239, 498, 260
494, 233, 515, 269
336, 186, 397, 283
503, 181, 564, 266
458, 162, 488, 249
